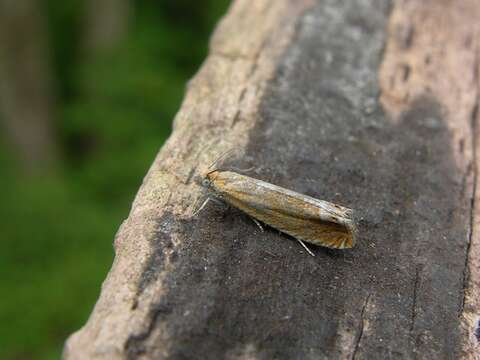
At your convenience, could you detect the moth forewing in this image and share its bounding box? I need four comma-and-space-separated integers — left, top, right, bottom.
206, 170, 355, 249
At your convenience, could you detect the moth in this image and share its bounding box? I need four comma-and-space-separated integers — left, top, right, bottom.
196, 165, 356, 256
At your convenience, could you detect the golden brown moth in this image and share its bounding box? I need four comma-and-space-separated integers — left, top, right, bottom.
198, 169, 356, 255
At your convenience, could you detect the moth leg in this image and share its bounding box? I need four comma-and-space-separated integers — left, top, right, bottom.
251, 218, 264, 232
192, 197, 212, 216
193, 195, 231, 217
297, 239, 315, 257
210, 196, 226, 207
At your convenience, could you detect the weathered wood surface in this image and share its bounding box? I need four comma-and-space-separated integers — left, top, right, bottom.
64, 0, 480, 359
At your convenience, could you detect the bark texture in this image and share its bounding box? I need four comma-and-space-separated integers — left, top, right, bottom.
65, 0, 480, 359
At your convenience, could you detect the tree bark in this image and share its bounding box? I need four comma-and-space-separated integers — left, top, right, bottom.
83, 0, 130, 55
64, 0, 480, 359
0, 0, 58, 172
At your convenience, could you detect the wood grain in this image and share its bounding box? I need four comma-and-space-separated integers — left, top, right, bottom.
379, 1, 480, 357
64, 0, 480, 359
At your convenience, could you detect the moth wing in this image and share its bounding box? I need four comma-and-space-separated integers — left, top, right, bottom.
243, 205, 354, 249
224, 190, 354, 249
213, 172, 355, 249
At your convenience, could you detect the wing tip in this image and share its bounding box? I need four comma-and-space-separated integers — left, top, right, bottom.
326, 220, 357, 250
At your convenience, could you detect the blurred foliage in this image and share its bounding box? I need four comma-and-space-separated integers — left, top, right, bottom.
0, 1, 230, 359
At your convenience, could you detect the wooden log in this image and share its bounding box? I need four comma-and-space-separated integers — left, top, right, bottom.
64, 0, 480, 358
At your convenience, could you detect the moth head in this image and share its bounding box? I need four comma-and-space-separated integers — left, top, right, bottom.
198, 170, 219, 189
201, 177, 211, 188
196, 148, 235, 189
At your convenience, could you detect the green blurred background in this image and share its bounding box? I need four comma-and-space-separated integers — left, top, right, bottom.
0, 1, 230, 358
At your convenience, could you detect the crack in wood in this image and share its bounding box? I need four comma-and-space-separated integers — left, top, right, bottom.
231, 88, 248, 129
351, 293, 371, 360
185, 165, 198, 185
460, 47, 479, 315
246, 37, 269, 79
125, 302, 173, 359
410, 266, 420, 333
231, 38, 270, 130
211, 51, 254, 62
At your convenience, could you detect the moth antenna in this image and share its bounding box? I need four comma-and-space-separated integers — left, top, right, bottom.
197, 139, 218, 159
227, 165, 256, 173
297, 239, 315, 257
208, 148, 237, 170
